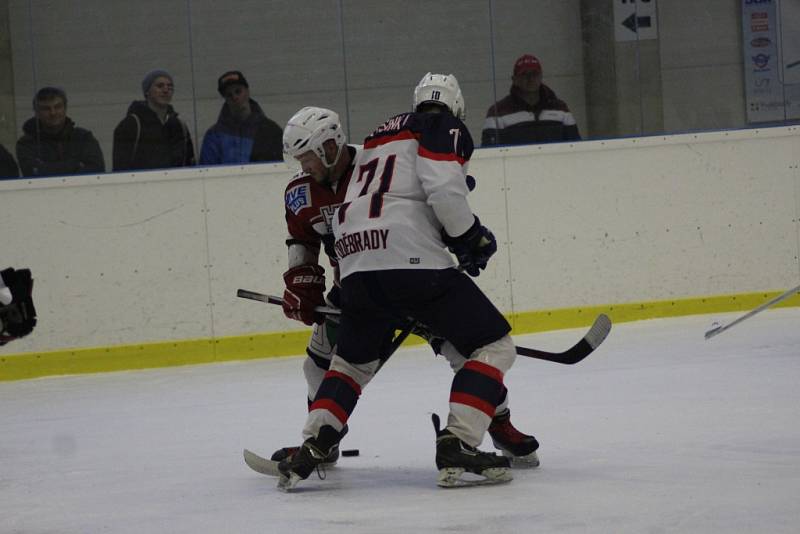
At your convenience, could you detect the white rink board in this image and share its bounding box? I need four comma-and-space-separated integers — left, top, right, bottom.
496, 129, 800, 309
0, 127, 798, 354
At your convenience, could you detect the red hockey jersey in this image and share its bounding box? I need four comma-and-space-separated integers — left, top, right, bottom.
284, 146, 358, 274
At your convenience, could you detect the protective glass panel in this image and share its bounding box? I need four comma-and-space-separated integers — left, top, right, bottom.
1, 0, 797, 181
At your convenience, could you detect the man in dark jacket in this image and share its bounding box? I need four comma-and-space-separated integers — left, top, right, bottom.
0, 143, 19, 178
112, 70, 195, 171
15, 87, 105, 177
482, 54, 581, 147
200, 71, 283, 164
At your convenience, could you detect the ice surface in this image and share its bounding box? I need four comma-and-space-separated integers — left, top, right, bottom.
2, 310, 800, 533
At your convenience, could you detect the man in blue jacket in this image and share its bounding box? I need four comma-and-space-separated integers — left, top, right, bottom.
199, 71, 283, 165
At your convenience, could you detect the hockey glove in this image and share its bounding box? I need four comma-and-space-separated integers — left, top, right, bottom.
0, 268, 37, 345
442, 216, 497, 277
465, 174, 476, 192
282, 264, 326, 326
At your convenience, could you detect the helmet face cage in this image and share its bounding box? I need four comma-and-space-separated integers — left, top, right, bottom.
282, 106, 347, 169
413, 73, 465, 120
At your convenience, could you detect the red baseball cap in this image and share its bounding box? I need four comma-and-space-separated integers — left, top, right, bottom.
513, 54, 542, 76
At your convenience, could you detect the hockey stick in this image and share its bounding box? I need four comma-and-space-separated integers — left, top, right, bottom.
704, 283, 800, 340
518, 313, 612, 364
237, 289, 612, 365
237, 289, 341, 315
237, 289, 413, 360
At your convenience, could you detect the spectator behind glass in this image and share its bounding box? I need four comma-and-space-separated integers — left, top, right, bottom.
481, 54, 581, 147
199, 70, 283, 165
112, 70, 195, 171
1, 143, 19, 178
15, 87, 105, 177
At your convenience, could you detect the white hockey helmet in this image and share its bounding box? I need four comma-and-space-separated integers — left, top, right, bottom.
283, 106, 347, 169
413, 72, 465, 120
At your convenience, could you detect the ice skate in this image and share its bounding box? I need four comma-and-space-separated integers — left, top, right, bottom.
276, 425, 342, 491
270, 443, 340, 466
269, 423, 347, 466
432, 413, 512, 488
488, 409, 540, 468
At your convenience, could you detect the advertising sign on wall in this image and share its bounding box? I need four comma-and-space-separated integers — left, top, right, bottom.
742, 0, 800, 123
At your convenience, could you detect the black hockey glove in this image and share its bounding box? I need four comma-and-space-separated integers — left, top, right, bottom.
0, 268, 37, 345
465, 174, 476, 192
442, 216, 497, 277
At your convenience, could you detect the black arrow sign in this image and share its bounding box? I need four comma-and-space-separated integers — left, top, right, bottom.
622, 13, 652, 33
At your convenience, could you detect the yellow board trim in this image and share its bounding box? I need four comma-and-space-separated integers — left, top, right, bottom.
2, 290, 799, 382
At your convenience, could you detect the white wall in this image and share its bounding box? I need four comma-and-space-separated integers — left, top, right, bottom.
1, 126, 798, 355
658, 1, 746, 131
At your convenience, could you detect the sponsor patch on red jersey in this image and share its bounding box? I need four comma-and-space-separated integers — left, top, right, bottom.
285, 183, 311, 215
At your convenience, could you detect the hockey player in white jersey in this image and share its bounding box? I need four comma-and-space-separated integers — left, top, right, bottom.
278, 73, 536, 489
273, 105, 538, 473
0, 267, 36, 346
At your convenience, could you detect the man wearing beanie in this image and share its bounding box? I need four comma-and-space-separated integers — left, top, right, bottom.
16, 86, 105, 177
482, 54, 581, 147
112, 69, 195, 171
199, 70, 283, 165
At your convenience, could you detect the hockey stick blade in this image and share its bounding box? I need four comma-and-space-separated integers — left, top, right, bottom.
243, 449, 282, 477
704, 283, 800, 340
516, 314, 612, 364
237, 289, 341, 315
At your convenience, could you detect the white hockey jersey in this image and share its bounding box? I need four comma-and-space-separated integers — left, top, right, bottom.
333, 111, 476, 278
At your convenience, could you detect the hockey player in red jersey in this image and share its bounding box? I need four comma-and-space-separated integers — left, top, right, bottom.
276, 106, 424, 464
278, 74, 538, 489
272, 106, 357, 466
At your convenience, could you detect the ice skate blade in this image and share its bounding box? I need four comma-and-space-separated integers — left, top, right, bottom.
436, 467, 513, 488
502, 449, 540, 469
277, 472, 303, 492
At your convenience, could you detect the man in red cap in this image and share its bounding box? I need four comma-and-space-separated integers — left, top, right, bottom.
481, 54, 580, 146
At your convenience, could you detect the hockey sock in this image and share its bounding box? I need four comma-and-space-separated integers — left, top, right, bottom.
447, 360, 505, 446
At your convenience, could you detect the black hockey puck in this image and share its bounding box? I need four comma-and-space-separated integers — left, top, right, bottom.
341, 449, 360, 457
